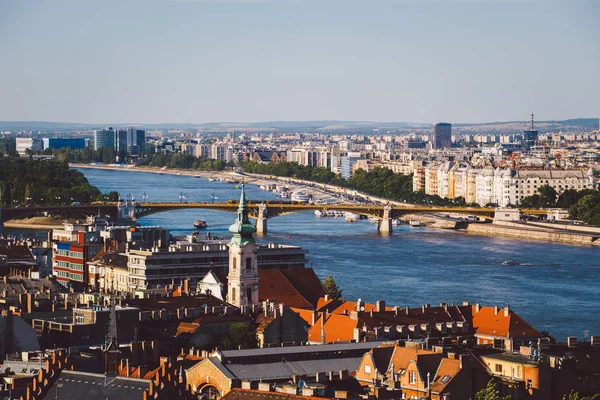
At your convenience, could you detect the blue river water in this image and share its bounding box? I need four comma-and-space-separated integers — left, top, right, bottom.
58, 169, 600, 340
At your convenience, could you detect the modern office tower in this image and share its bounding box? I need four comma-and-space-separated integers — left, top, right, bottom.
94, 127, 115, 151
433, 123, 452, 149
114, 129, 128, 154
126, 128, 146, 155
340, 152, 365, 179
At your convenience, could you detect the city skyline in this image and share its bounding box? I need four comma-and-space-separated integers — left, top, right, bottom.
1, 0, 598, 124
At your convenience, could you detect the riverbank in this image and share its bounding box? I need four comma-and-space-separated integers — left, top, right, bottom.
465, 221, 600, 246
4, 216, 72, 230
69, 163, 600, 247
70, 163, 410, 206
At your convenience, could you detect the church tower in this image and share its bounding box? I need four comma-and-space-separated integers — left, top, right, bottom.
227, 184, 259, 307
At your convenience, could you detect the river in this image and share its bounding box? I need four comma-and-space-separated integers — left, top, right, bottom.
39, 168, 600, 340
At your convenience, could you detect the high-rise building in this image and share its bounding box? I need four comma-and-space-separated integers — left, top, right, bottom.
340, 152, 365, 179
114, 129, 127, 155
94, 128, 115, 151
433, 123, 452, 149
126, 128, 146, 155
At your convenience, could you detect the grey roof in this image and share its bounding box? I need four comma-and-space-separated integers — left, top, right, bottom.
0, 360, 44, 376
207, 357, 236, 379
218, 341, 385, 359
481, 352, 538, 366
42, 370, 150, 400
223, 357, 363, 381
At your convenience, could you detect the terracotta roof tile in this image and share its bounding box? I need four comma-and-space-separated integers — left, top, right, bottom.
308, 313, 360, 343
259, 269, 325, 309
430, 358, 461, 393
472, 306, 541, 339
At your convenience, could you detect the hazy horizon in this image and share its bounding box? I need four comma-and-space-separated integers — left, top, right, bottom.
1, 0, 598, 124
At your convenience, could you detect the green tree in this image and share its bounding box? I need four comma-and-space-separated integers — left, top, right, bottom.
472, 379, 511, 400
562, 390, 600, 400
538, 185, 558, 208
219, 322, 257, 350
570, 192, 600, 225
322, 275, 343, 300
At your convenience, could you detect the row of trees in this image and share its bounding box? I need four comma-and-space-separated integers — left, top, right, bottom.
0, 156, 110, 206
518, 185, 600, 225
140, 152, 231, 171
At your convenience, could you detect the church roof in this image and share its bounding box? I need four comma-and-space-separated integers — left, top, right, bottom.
258, 268, 327, 309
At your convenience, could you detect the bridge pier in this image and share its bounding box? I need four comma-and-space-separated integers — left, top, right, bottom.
118, 201, 136, 223
256, 204, 268, 234
378, 204, 393, 234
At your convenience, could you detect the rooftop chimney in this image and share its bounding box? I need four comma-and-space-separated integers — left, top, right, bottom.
503, 305, 510, 317
376, 300, 385, 312
356, 298, 364, 312
494, 306, 499, 315
567, 337, 577, 347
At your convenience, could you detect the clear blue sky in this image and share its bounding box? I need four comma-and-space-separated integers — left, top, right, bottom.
0, 0, 598, 124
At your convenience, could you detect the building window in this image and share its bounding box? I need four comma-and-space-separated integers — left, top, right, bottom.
364, 364, 371, 374
232, 287, 236, 302
246, 288, 252, 303
409, 371, 416, 384
246, 257, 252, 271
495, 364, 502, 373
232, 257, 237, 271
527, 379, 533, 389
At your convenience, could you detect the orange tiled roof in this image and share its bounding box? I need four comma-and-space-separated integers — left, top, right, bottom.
176, 322, 200, 337
430, 358, 461, 393
256, 312, 276, 332
308, 312, 360, 343
472, 306, 541, 339
388, 346, 441, 375
259, 269, 326, 309
290, 307, 315, 326
331, 301, 393, 315
315, 297, 335, 311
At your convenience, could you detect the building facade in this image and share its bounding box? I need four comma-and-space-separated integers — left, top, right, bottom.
94, 128, 115, 151
433, 123, 452, 149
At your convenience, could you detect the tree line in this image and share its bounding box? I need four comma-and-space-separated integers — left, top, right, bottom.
519, 185, 600, 225
0, 156, 113, 206
139, 152, 231, 171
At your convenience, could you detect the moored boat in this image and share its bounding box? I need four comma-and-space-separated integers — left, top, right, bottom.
194, 219, 208, 229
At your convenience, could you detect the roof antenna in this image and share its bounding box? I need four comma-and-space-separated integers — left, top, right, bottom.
530, 113, 535, 131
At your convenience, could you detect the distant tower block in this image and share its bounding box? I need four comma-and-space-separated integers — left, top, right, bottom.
227, 184, 259, 307
523, 113, 539, 149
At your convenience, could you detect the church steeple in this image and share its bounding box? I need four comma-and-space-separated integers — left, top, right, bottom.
227, 184, 259, 308
228, 184, 256, 246
103, 297, 120, 376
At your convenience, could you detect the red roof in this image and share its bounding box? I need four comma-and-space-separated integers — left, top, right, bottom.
258, 268, 326, 309
472, 306, 541, 339
308, 312, 360, 343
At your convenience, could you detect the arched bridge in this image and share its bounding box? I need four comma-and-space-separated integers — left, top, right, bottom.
0, 201, 548, 235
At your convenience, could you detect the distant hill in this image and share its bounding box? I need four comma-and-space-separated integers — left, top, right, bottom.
0, 118, 597, 133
